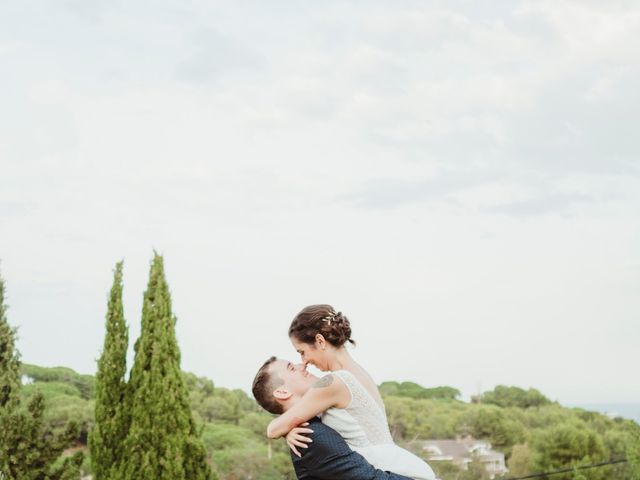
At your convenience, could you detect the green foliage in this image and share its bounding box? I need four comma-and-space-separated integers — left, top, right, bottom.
212, 446, 294, 480
118, 254, 212, 480
482, 385, 551, 409
426, 459, 492, 480
90, 261, 130, 480
384, 396, 430, 438
508, 443, 533, 477
0, 393, 85, 479
42, 395, 94, 441
531, 420, 607, 480
383, 394, 470, 441
4, 252, 639, 480
185, 371, 261, 428
200, 389, 240, 424
459, 459, 491, 480
238, 412, 272, 437
380, 381, 461, 400
430, 461, 466, 480
23, 381, 83, 399
202, 423, 295, 479
0, 274, 20, 410
0, 270, 83, 480
456, 404, 527, 454
380, 384, 640, 480
622, 429, 640, 480
572, 467, 588, 480
11, 360, 640, 480
21, 381, 94, 447
202, 423, 255, 451
22, 364, 95, 400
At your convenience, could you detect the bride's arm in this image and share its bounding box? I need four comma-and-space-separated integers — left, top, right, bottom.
266, 374, 349, 439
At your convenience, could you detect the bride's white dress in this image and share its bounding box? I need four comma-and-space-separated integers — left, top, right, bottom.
320, 370, 436, 480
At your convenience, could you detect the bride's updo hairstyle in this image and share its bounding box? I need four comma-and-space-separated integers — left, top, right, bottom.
289, 304, 356, 347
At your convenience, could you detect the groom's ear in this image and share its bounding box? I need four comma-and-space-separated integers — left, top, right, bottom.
273, 386, 292, 401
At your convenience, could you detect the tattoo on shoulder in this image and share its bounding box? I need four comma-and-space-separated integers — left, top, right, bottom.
313, 375, 334, 389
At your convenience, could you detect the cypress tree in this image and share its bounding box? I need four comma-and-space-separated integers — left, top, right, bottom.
119, 253, 212, 480
90, 261, 130, 479
0, 272, 20, 410
0, 268, 82, 479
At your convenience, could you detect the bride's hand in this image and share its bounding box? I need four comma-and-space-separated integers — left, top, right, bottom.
285, 422, 314, 457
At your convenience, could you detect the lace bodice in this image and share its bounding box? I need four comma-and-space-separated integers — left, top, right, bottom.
321, 370, 393, 447
320, 370, 437, 480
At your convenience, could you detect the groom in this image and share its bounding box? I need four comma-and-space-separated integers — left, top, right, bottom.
252, 357, 412, 480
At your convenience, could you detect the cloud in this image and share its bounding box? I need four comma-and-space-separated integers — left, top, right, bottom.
176, 28, 267, 83
0, 201, 35, 219
1, 0, 639, 404
347, 169, 496, 209
60, 0, 113, 22
485, 192, 597, 216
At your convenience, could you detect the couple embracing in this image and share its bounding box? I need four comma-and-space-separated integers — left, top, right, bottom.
252, 304, 436, 480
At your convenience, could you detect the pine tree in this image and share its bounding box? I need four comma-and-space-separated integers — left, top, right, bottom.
0, 269, 83, 479
119, 253, 212, 480
90, 261, 130, 479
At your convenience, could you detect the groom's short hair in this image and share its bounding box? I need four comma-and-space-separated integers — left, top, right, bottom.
252, 356, 285, 414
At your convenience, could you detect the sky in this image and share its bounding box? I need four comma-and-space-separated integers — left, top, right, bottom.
1, 0, 639, 406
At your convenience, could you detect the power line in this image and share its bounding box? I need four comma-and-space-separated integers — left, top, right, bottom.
504, 458, 628, 480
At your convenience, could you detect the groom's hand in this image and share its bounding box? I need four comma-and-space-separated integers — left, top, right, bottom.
285, 422, 314, 457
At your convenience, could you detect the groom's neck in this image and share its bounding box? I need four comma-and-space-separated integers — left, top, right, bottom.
282, 394, 303, 412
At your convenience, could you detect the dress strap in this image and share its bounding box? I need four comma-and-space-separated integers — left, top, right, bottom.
331, 370, 356, 408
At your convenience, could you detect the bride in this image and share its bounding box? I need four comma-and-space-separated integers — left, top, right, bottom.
266, 304, 435, 480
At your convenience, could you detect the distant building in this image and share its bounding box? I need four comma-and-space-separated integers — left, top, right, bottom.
422, 437, 508, 479
21, 374, 34, 385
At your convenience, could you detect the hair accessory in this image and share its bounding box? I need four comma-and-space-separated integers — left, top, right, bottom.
322, 311, 337, 325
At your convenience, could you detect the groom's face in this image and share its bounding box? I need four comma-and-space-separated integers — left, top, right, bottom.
270, 359, 318, 399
